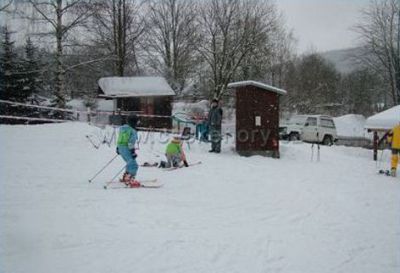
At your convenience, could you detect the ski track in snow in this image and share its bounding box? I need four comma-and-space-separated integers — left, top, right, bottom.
0, 122, 399, 273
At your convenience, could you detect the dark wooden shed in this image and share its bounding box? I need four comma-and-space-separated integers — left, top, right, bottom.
227, 81, 287, 158
98, 76, 175, 129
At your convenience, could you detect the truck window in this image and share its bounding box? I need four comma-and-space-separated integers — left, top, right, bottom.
306, 117, 317, 126
320, 118, 335, 128
289, 115, 307, 125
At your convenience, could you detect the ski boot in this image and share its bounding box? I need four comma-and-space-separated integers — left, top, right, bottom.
391, 168, 397, 177
127, 177, 141, 188
120, 172, 131, 183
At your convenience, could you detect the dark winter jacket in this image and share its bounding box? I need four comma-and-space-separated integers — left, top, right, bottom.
208, 106, 223, 129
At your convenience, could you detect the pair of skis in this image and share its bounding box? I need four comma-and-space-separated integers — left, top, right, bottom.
163, 161, 202, 171
378, 170, 391, 176
377, 169, 397, 178
104, 179, 163, 189
376, 150, 397, 178
140, 161, 202, 171
102, 161, 202, 189
89, 162, 163, 189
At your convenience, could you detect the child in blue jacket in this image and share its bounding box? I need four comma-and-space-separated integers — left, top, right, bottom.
117, 114, 140, 187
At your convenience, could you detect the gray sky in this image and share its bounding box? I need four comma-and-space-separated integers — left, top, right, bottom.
277, 0, 370, 53
1, 0, 371, 54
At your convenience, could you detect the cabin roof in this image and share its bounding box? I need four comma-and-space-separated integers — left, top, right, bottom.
98, 76, 175, 98
228, 80, 287, 95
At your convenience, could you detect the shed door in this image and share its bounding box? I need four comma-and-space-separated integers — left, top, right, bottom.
140, 97, 154, 115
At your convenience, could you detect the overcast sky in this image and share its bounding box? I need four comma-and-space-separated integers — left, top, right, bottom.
1, 0, 371, 54
277, 0, 370, 53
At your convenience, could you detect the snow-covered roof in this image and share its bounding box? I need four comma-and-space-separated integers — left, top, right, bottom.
365, 105, 400, 130
98, 77, 175, 97
227, 80, 287, 95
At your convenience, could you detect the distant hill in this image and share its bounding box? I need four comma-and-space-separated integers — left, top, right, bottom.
320, 47, 364, 74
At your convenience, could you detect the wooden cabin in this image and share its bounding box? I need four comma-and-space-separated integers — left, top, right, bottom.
98, 77, 175, 129
227, 81, 287, 158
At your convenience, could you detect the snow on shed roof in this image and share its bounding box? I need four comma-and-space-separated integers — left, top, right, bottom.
98, 77, 175, 97
227, 80, 287, 95
365, 105, 400, 130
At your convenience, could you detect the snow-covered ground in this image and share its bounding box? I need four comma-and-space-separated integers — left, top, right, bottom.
1, 122, 399, 273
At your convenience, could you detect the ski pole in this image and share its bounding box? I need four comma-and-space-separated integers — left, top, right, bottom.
316, 132, 320, 162
311, 143, 314, 162
86, 135, 100, 149
104, 165, 126, 189
88, 154, 119, 183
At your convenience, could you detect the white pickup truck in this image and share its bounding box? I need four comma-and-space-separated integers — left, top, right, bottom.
280, 115, 338, 145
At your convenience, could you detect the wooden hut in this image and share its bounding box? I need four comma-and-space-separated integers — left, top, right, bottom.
227, 81, 287, 158
365, 105, 400, 160
98, 77, 175, 129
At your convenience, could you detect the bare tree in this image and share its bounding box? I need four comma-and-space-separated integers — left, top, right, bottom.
196, 0, 279, 99
21, 0, 94, 109
238, 17, 295, 88
0, 0, 13, 12
354, 0, 400, 106
266, 26, 295, 87
340, 68, 384, 116
89, 0, 145, 76
144, 0, 199, 94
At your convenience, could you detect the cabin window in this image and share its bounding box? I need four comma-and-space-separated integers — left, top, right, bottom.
117, 98, 140, 112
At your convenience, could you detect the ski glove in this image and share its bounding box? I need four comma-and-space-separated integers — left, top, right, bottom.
116, 147, 137, 158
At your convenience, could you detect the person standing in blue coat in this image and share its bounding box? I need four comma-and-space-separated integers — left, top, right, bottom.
116, 114, 140, 187
208, 99, 223, 153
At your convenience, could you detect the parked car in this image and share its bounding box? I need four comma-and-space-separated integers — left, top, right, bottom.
279, 115, 308, 141
280, 115, 338, 145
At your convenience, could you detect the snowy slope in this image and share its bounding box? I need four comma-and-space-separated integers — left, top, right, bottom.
1, 123, 399, 273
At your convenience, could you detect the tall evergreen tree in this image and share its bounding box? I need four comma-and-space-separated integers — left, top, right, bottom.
23, 37, 41, 98
0, 26, 19, 101
0, 26, 30, 119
